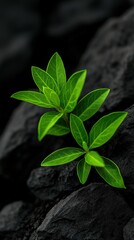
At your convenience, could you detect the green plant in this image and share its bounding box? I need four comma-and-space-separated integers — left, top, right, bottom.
11, 52, 128, 188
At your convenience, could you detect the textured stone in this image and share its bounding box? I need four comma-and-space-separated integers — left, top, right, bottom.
47, 0, 129, 35
0, 200, 48, 240
0, 0, 40, 134
0, 103, 65, 202
79, 8, 134, 111
27, 162, 80, 202
0, 201, 32, 232
0, 2, 39, 83
36, 183, 133, 240
123, 218, 134, 240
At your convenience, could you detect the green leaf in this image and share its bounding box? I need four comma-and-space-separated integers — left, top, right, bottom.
89, 112, 128, 149
46, 52, 66, 91
85, 151, 105, 167
96, 157, 126, 188
70, 114, 88, 148
43, 87, 60, 108
61, 70, 87, 113
73, 88, 110, 121
82, 141, 89, 152
38, 112, 63, 141
41, 147, 85, 166
47, 118, 70, 136
11, 91, 56, 108
31, 66, 59, 94
77, 158, 91, 184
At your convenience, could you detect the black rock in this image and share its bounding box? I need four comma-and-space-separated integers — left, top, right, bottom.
79, 8, 134, 111
44, 0, 129, 77
0, 1, 40, 133
0, 2, 40, 84
0, 201, 32, 232
0, 103, 65, 202
0, 201, 33, 239
47, 0, 129, 35
0, 200, 48, 240
36, 183, 133, 240
27, 162, 80, 202
123, 217, 134, 240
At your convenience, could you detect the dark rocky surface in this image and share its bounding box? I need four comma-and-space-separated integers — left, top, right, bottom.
47, 0, 129, 35
45, 0, 130, 77
0, 201, 33, 232
0, 1, 40, 134
79, 8, 134, 112
27, 162, 80, 202
0, 103, 65, 205
36, 183, 133, 240
0, 1, 134, 240
123, 217, 134, 240
0, 200, 48, 240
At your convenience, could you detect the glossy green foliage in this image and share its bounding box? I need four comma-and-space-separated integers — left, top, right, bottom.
41, 147, 85, 166
42, 87, 60, 108
61, 70, 87, 112
46, 52, 66, 91
89, 112, 128, 149
38, 112, 63, 141
11, 52, 128, 189
85, 151, 104, 167
11, 91, 55, 108
74, 88, 110, 121
96, 157, 126, 188
70, 114, 88, 148
77, 159, 91, 184
47, 118, 70, 136
32, 66, 59, 94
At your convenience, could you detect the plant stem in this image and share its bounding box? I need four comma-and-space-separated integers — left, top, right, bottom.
63, 112, 70, 127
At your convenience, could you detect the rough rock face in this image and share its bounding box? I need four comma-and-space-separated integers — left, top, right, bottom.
47, 0, 129, 35
0, 103, 65, 204
0, 201, 47, 240
123, 218, 134, 240
0, 0, 40, 134
0, 201, 32, 232
45, 0, 130, 76
0, 2, 39, 83
27, 162, 80, 202
36, 183, 133, 240
79, 8, 134, 111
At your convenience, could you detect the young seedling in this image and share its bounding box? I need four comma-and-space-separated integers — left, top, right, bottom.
11, 52, 128, 188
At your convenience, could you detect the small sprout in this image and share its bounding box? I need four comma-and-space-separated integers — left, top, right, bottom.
11, 52, 127, 189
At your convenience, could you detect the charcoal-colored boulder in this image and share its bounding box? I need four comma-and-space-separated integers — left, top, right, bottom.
0, 201, 32, 232
47, 0, 129, 35
0, 2, 39, 84
0, 201, 33, 240
0, 103, 65, 202
79, 8, 134, 111
27, 162, 80, 202
123, 218, 134, 240
0, 1, 40, 133
0, 200, 48, 240
44, 0, 129, 75
36, 183, 133, 240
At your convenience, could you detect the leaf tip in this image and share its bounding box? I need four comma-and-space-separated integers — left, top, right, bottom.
40, 160, 45, 167
10, 93, 15, 98
31, 65, 35, 72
